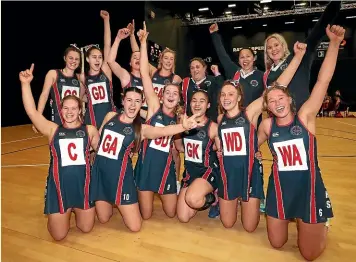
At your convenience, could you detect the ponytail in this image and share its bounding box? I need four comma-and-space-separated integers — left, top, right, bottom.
132, 114, 142, 153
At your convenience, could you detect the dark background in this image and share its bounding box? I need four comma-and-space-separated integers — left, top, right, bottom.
3, 1, 356, 127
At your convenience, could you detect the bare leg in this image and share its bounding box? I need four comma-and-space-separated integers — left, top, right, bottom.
138, 190, 154, 220
73, 207, 96, 233
266, 215, 289, 248
159, 193, 177, 218
47, 208, 72, 241
117, 203, 142, 232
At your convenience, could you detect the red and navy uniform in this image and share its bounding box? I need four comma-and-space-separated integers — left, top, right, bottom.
84, 70, 116, 128
266, 116, 333, 223
151, 70, 175, 101
50, 70, 81, 125
44, 125, 92, 214
134, 107, 177, 194
90, 113, 137, 206
181, 119, 219, 189
217, 112, 263, 201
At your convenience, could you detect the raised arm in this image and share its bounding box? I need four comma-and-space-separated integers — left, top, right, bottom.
137, 22, 161, 118
107, 28, 131, 88
209, 23, 240, 79
100, 10, 112, 79
304, 1, 341, 56
276, 42, 307, 86
20, 64, 57, 139
299, 25, 345, 122
127, 19, 140, 52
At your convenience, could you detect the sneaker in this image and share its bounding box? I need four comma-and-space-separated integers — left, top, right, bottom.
208, 204, 220, 218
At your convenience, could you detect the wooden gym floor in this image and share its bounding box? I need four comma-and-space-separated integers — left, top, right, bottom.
2, 118, 356, 262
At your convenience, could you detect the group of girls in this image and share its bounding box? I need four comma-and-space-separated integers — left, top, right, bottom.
19, 1, 344, 260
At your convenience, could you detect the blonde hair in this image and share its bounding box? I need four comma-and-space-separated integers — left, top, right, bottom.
157, 48, 176, 73
263, 83, 296, 114
264, 33, 291, 70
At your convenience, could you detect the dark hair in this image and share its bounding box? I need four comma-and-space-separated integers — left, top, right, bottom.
189, 57, 207, 68
237, 48, 256, 58
64, 46, 81, 57
61, 95, 84, 123
85, 46, 103, 58
218, 80, 244, 114
123, 87, 143, 152
192, 89, 209, 102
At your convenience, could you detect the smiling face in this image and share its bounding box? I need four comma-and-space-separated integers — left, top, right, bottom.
61, 97, 81, 124
190, 91, 209, 117
64, 50, 80, 71
160, 51, 175, 72
162, 84, 180, 110
266, 88, 293, 118
190, 59, 206, 82
266, 37, 284, 64
86, 48, 103, 72
122, 90, 142, 119
219, 84, 242, 112
239, 49, 254, 71
130, 52, 140, 71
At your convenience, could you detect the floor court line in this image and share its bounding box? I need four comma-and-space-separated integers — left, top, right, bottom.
1, 135, 44, 144
336, 120, 356, 128
2, 164, 49, 168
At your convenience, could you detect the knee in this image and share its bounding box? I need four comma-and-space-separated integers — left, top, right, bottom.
141, 212, 152, 220
242, 223, 258, 233
49, 230, 68, 241
185, 193, 204, 209
269, 237, 288, 249
77, 222, 94, 233
177, 213, 191, 223
163, 208, 176, 218
299, 245, 325, 261
127, 222, 142, 233
221, 219, 235, 229
300, 249, 323, 261
97, 213, 112, 224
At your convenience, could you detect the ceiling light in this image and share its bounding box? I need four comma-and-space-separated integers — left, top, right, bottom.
312, 18, 319, 22
234, 26, 242, 29
225, 11, 232, 15
260, 0, 272, 3
285, 21, 294, 24
228, 4, 236, 8
263, 24, 267, 26
199, 7, 209, 12
346, 15, 356, 19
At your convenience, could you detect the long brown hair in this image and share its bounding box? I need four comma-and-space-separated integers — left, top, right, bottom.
218, 80, 244, 114
61, 95, 84, 123
262, 83, 296, 114
122, 87, 143, 152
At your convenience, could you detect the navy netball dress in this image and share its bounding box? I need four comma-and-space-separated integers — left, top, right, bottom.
134, 107, 177, 194
266, 116, 333, 223
44, 125, 91, 214
90, 113, 138, 206
218, 111, 263, 201
181, 119, 219, 189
